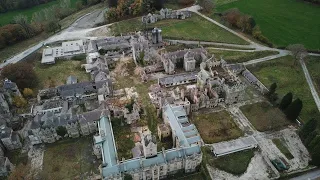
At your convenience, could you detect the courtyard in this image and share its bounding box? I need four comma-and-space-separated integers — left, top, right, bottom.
191, 110, 243, 144
240, 102, 291, 132
34, 58, 90, 89
41, 137, 100, 180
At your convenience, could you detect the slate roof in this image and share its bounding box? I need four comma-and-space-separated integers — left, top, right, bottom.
158, 72, 198, 86
57, 80, 107, 97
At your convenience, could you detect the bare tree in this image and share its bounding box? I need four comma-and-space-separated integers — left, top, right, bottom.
287, 44, 308, 65
13, 14, 34, 37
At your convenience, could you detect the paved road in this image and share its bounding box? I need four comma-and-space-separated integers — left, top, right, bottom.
300, 59, 320, 112
291, 169, 320, 180
0, 9, 105, 69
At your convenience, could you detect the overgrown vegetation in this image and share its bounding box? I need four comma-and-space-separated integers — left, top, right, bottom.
42, 137, 99, 180
240, 102, 291, 132
191, 110, 243, 143
111, 117, 135, 160
272, 138, 294, 160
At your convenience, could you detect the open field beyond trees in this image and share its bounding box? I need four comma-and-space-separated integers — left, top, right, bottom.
247, 55, 320, 122
0, 0, 80, 25
110, 13, 248, 45
240, 102, 291, 132
306, 56, 320, 96
206, 49, 279, 63
191, 110, 243, 143
34, 58, 90, 89
216, 0, 320, 50
42, 137, 99, 180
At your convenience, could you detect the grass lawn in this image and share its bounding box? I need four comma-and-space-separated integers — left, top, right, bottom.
207, 49, 279, 63
34, 58, 90, 89
216, 0, 320, 50
213, 149, 255, 175
42, 137, 99, 180
247, 55, 320, 122
191, 110, 243, 143
0, 0, 80, 25
305, 56, 320, 96
110, 13, 248, 45
240, 102, 291, 132
272, 138, 294, 160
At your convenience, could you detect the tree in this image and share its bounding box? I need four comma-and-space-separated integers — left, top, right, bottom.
267, 82, 278, 102
285, 98, 303, 121
304, 130, 317, 147
279, 92, 293, 110
23, 88, 34, 98
308, 135, 320, 152
268, 82, 277, 95
13, 95, 27, 108
287, 44, 307, 65
222, 8, 241, 27
198, 0, 214, 14
108, 0, 118, 7
299, 118, 318, 140
56, 126, 67, 137
14, 14, 34, 37
0, 62, 38, 89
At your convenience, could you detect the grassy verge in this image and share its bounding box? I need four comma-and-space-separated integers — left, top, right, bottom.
216, 0, 320, 50
247, 55, 320, 122
240, 102, 291, 132
305, 56, 320, 96
272, 139, 294, 160
42, 137, 99, 180
110, 13, 249, 45
207, 49, 279, 63
191, 110, 243, 143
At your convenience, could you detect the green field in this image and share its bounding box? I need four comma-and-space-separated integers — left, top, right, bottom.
306, 56, 320, 95
247, 56, 320, 122
213, 149, 255, 175
240, 102, 291, 132
0, 0, 80, 25
206, 49, 278, 63
216, 0, 320, 50
110, 13, 249, 44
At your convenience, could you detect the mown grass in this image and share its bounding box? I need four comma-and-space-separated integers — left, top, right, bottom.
272, 138, 294, 160
305, 56, 320, 96
110, 13, 248, 45
216, 0, 320, 50
34, 58, 90, 89
191, 110, 243, 143
240, 102, 291, 132
42, 137, 99, 180
247, 55, 320, 122
213, 149, 255, 175
206, 49, 279, 63
0, 0, 80, 25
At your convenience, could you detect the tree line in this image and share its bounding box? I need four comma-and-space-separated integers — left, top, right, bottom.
0, 0, 104, 50
220, 8, 272, 47
0, 0, 55, 13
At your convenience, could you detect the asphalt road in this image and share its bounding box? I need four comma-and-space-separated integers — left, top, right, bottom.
0, 9, 105, 69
